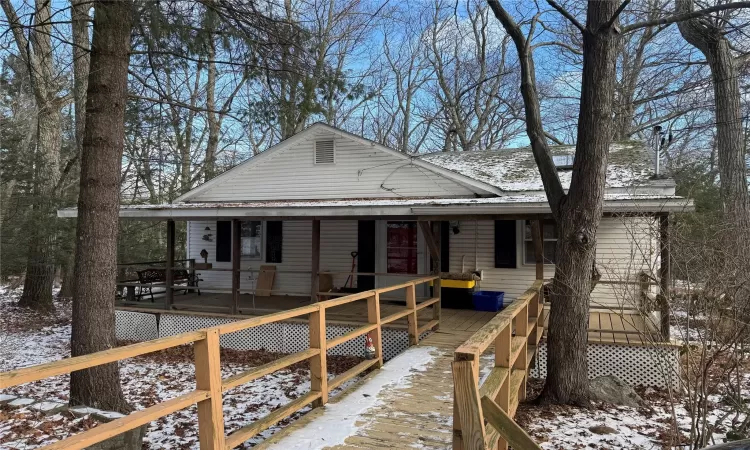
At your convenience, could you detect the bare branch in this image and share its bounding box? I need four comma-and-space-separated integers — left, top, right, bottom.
546, 0, 585, 34
622, 1, 750, 34
487, 0, 566, 213
601, 0, 632, 31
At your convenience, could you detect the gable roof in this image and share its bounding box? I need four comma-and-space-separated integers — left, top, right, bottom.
175, 123, 501, 202
419, 142, 657, 193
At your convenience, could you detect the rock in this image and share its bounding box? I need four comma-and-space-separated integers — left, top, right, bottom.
92, 410, 126, 422
69, 406, 101, 417
7, 398, 36, 408
589, 375, 645, 408
589, 425, 618, 435
0, 394, 17, 404
29, 401, 67, 416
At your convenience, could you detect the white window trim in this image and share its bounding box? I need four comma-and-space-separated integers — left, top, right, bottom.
521, 219, 557, 266
313, 139, 336, 165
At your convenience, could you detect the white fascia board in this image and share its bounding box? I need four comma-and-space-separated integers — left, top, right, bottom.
57, 198, 693, 220
412, 198, 694, 215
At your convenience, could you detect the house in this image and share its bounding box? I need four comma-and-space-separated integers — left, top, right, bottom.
59, 123, 688, 385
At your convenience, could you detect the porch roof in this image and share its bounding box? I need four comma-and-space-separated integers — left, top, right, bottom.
58, 194, 692, 219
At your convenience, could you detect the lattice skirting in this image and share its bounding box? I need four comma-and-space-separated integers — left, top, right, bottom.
529, 341, 680, 388
115, 311, 159, 341
115, 311, 429, 361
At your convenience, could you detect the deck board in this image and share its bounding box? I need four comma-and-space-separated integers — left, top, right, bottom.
258, 324, 481, 450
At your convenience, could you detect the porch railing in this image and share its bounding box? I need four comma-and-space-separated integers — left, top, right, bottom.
0, 276, 440, 450
452, 280, 544, 450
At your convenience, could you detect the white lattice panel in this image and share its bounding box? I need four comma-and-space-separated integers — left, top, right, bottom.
530, 342, 680, 388
158, 314, 431, 361
115, 311, 158, 341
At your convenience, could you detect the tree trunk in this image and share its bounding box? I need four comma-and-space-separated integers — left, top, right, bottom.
539, 2, 619, 406
18, 105, 63, 311
1, 0, 65, 311
205, 13, 219, 183
676, 0, 750, 233
70, 0, 135, 415
489, 0, 619, 406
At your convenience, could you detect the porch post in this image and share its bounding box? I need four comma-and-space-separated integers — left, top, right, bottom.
232, 219, 241, 314
165, 219, 175, 310
658, 214, 671, 340
419, 220, 442, 330
311, 219, 320, 302
418, 221, 440, 273
531, 218, 544, 281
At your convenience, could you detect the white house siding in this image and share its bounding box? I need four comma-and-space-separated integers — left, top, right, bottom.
448, 217, 658, 308
188, 216, 658, 309
187, 219, 359, 294
320, 220, 359, 288
189, 130, 476, 201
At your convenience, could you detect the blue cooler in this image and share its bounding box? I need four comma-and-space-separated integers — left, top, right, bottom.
472, 291, 505, 312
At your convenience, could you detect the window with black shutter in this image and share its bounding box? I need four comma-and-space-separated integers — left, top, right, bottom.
216, 221, 232, 262
265, 221, 283, 263
494, 220, 517, 268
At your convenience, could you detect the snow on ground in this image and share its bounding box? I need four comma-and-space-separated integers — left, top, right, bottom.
0, 286, 364, 449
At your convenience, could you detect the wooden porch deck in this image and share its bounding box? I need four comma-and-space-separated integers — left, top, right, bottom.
118, 292, 660, 344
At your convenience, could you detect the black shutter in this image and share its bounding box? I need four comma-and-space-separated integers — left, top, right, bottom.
494, 220, 516, 268
216, 221, 232, 262
440, 221, 450, 272
266, 221, 283, 263
357, 220, 376, 290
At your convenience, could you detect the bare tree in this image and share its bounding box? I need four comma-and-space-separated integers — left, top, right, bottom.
488, 0, 750, 405
70, 0, 136, 422
676, 0, 750, 233
426, 0, 523, 151
1, 0, 68, 310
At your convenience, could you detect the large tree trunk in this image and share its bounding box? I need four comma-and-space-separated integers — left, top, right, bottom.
539, 2, 619, 406
490, 0, 619, 405
1, 0, 64, 310
70, 0, 135, 414
59, 0, 91, 300
676, 0, 750, 232
18, 106, 63, 310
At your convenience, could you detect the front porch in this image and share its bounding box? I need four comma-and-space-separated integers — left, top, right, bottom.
115, 289, 662, 346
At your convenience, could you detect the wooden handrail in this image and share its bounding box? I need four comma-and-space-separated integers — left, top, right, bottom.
0, 276, 442, 450
452, 280, 544, 450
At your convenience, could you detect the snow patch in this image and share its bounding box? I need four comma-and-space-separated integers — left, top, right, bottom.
267, 346, 438, 449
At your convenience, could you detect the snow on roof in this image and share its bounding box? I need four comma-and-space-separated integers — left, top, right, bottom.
419, 142, 654, 192
95, 194, 684, 211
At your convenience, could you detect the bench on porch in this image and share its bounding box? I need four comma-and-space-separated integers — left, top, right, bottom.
136, 268, 200, 302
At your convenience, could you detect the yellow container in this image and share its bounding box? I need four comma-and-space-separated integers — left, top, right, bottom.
430, 279, 476, 289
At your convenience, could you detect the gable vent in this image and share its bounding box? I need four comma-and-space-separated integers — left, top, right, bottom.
314, 140, 335, 164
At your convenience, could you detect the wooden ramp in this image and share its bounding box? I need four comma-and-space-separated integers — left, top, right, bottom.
259, 328, 483, 450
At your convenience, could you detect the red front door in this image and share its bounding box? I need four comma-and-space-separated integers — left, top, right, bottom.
386, 221, 418, 274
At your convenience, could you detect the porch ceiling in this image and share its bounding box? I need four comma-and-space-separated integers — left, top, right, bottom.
58, 195, 693, 220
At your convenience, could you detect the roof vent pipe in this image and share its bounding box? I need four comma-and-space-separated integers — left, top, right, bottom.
652, 125, 663, 176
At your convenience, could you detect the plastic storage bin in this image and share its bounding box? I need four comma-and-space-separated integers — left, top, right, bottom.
472, 291, 505, 312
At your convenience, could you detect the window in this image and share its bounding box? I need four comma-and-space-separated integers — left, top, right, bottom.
241, 221, 262, 259
386, 221, 418, 274
552, 154, 574, 169
314, 140, 335, 164
524, 220, 557, 265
